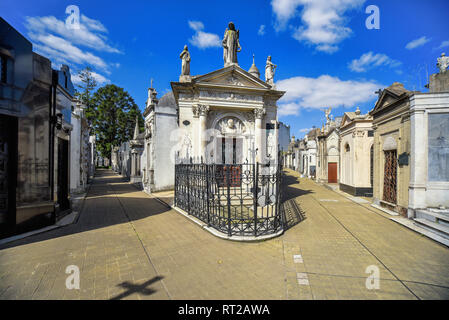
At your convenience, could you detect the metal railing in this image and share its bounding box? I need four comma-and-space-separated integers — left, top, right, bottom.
174, 162, 284, 237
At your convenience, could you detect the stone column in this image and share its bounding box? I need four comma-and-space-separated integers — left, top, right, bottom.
198, 104, 209, 161
254, 108, 266, 163
408, 103, 427, 217
192, 105, 199, 160
274, 121, 279, 165
131, 151, 136, 176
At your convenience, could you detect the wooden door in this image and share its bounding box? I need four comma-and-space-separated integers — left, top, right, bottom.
328, 162, 338, 183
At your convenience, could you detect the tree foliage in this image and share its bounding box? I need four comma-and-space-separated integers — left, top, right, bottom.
91, 84, 144, 161
74, 67, 98, 129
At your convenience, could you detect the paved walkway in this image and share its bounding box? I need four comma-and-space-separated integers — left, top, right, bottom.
0, 169, 448, 300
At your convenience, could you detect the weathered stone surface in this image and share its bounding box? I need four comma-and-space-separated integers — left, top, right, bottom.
429, 72, 449, 93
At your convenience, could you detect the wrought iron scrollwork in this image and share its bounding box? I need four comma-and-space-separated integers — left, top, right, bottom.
175, 162, 284, 237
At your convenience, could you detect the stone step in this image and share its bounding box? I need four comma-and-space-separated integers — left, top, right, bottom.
391, 217, 449, 247
428, 208, 449, 215
416, 210, 449, 227
371, 203, 399, 216
414, 218, 449, 240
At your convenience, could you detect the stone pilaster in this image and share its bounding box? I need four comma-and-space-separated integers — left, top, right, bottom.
198, 104, 209, 160
254, 107, 266, 163
408, 107, 427, 217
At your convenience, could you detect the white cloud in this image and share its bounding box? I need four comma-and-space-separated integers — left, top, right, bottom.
437, 40, 449, 49
271, 0, 365, 53
80, 14, 108, 33
258, 25, 266, 36
24, 13, 119, 87
349, 52, 402, 72
188, 20, 221, 49
405, 36, 430, 50
278, 102, 302, 116
276, 74, 382, 116
299, 127, 314, 133
71, 70, 110, 86
271, 0, 303, 30
25, 15, 121, 53
188, 21, 204, 31
30, 33, 108, 70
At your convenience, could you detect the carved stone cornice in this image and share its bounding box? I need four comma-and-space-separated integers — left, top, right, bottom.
352, 130, 365, 138
254, 107, 266, 119
199, 90, 263, 102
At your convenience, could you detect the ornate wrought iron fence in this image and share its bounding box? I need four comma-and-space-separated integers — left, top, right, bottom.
174, 162, 284, 237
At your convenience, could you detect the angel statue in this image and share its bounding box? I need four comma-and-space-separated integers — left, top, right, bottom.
222, 22, 241, 67
325, 107, 332, 124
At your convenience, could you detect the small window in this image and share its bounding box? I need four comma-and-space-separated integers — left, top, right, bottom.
0, 55, 7, 83
345, 144, 350, 152
368, 130, 374, 137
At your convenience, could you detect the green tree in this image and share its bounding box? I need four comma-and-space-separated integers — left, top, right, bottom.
74, 66, 98, 130
91, 84, 144, 162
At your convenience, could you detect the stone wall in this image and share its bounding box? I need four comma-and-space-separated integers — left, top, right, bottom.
409, 92, 449, 216
373, 106, 411, 216
340, 122, 373, 190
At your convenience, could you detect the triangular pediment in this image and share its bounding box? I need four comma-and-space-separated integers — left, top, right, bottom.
340, 114, 350, 128
193, 65, 272, 89
371, 84, 410, 115
328, 130, 338, 140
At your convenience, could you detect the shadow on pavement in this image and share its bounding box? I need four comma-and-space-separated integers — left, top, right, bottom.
0, 169, 171, 250
110, 275, 164, 300
282, 171, 314, 201
282, 198, 307, 231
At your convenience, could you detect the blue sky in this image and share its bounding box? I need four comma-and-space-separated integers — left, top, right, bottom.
2, 0, 449, 137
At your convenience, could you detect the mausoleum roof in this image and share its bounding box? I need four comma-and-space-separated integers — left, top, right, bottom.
158, 91, 176, 107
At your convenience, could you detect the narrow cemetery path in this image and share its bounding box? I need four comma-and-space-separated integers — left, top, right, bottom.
0, 169, 448, 299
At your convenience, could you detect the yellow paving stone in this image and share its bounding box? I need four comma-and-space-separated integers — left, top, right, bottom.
1, 169, 448, 300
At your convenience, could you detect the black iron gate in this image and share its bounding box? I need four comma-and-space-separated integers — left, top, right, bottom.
174, 162, 284, 237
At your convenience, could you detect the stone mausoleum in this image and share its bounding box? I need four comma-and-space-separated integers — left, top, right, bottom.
117, 22, 286, 195
172, 24, 285, 167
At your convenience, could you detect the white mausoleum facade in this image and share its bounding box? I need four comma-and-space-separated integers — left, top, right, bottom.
171, 62, 284, 166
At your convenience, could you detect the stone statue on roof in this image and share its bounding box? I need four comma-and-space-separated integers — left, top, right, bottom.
265, 56, 277, 86
222, 22, 241, 67
179, 45, 191, 76
325, 107, 332, 124
437, 53, 449, 74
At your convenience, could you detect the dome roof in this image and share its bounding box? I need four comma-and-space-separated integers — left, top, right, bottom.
248, 54, 260, 78
158, 91, 176, 107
